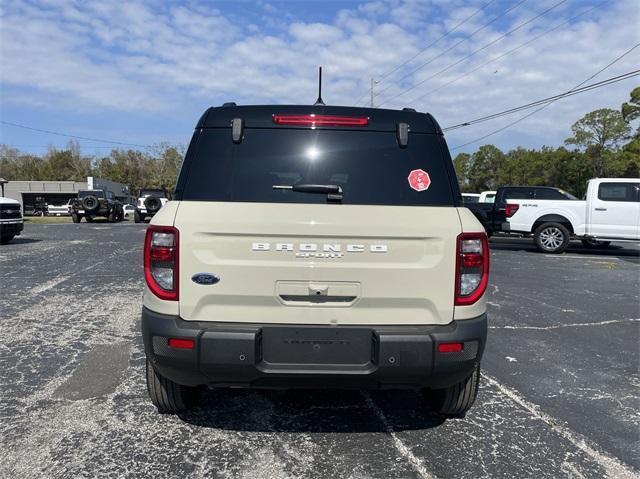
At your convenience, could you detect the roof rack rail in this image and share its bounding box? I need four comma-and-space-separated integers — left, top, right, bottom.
222, 102, 237, 107
402, 107, 416, 112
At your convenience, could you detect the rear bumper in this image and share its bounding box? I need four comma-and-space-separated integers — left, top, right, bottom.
0, 220, 24, 236
142, 308, 487, 390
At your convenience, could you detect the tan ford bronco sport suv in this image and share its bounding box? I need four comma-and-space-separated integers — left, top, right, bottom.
142, 104, 489, 417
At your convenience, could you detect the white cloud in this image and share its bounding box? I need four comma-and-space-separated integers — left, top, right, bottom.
0, 0, 638, 151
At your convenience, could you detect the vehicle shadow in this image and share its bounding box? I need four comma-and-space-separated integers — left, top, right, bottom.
179, 388, 446, 433
489, 237, 640, 259
4, 237, 42, 245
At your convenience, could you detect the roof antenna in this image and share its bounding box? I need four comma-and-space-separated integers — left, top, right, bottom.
314, 66, 325, 106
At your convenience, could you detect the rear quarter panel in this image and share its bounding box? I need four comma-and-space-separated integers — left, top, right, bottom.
507, 200, 587, 235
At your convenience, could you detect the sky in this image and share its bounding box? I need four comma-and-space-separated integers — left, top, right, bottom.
0, 0, 638, 157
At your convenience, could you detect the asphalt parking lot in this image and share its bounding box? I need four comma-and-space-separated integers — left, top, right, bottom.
1, 223, 638, 479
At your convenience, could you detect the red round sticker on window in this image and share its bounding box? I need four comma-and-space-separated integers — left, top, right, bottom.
408, 169, 431, 192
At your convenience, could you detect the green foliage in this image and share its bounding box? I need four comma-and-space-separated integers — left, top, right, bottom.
565, 108, 630, 151
621, 86, 640, 123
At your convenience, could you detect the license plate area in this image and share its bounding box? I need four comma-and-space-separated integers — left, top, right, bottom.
261, 326, 372, 367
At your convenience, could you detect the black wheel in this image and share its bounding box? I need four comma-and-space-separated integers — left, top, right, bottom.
0, 234, 16, 245
533, 222, 570, 254
71, 213, 81, 223
425, 363, 481, 418
581, 239, 611, 248
85, 216, 93, 223
134, 210, 144, 223
146, 359, 196, 414
108, 211, 116, 223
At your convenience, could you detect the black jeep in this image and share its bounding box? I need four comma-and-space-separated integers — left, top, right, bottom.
70, 189, 124, 223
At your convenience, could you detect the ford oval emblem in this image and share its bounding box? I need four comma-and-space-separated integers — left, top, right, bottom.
191, 273, 220, 285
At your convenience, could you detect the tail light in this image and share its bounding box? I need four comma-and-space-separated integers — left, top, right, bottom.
144, 225, 178, 300
505, 203, 519, 218
455, 232, 489, 306
272, 114, 369, 127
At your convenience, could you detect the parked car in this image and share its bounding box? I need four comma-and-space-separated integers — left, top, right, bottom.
466, 186, 577, 236
503, 178, 640, 253
69, 189, 124, 223
135, 188, 168, 223
0, 196, 23, 244
123, 204, 136, 218
47, 201, 72, 216
462, 193, 480, 204
479, 191, 496, 203
142, 103, 489, 417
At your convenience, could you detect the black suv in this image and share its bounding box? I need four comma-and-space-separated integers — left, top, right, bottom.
70, 189, 124, 223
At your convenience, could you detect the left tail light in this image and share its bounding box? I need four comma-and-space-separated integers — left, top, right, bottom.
455, 232, 489, 306
144, 225, 178, 301
505, 203, 519, 218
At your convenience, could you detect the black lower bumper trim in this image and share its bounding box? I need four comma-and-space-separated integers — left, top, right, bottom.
141, 307, 487, 390
0, 221, 24, 236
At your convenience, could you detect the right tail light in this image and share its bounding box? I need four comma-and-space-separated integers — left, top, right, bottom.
455, 232, 489, 306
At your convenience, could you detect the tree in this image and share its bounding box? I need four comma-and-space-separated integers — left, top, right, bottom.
452, 153, 471, 191
467, 145, 505, 191
621, 86, 640, 123
565, 108, 631, 177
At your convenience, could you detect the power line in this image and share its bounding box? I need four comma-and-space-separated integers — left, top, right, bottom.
370, 0, 530, 105
353, 0, 498, 106
449, 43, 640, 150
0, 120, 150, 148
443, 70, 639, 131
409, 1, 607, 106
377, 0, 568, 107
3, 145, 121, 149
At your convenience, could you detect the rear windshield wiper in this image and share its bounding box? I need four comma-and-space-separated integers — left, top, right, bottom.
273, 184, 343, 202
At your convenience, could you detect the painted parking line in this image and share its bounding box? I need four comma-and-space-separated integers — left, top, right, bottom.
482, 374, 638, 479
362, 391, 435, 479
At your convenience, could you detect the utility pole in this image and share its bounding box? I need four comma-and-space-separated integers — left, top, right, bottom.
370, 78, 375, 108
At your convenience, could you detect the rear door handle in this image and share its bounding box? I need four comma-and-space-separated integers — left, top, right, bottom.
595, 208, 607, 211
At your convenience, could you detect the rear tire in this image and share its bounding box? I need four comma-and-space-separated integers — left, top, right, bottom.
1, 234, 16, 244
146, 359, 196, 414
425, 363, 481, 418
534, 222, 570, 254
134, 210, 142, 223
71, 213, 81, 223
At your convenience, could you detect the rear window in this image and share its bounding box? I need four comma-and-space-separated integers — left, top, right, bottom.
535, 188, 576, 200
503, 188, 534, 200
179, 129, 455, 206
598, 182, 640, 202
140, 189, 166, 198
78, 190, 104, 199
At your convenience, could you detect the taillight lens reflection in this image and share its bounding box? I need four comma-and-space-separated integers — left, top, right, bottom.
455, 233, 489, 306
144, 226, 178, 301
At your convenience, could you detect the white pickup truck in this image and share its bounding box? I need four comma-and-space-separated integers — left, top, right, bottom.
505, 178, 640, 253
